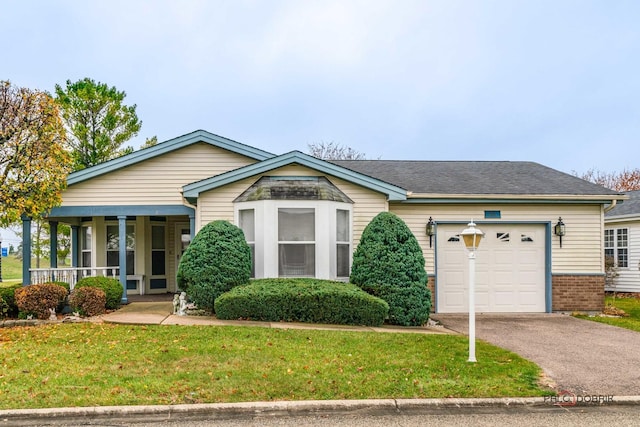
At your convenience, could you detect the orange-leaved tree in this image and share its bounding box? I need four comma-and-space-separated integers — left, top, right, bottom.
0, 80, 72, 226
577, 168, 640, 192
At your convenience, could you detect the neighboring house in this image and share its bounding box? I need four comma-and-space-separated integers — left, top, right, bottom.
22, 130, 625, 313
604, 190, 640, 292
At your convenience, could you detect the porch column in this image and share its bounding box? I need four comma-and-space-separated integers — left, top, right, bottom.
21, 215, 32, 286
49, 221, 58, 269
71, 225, 79, 268
118, 215, 128, 304
189, 213, 196, 240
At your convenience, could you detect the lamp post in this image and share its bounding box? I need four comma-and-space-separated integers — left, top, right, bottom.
460, 220, 484, 363
0, 232, 3, 283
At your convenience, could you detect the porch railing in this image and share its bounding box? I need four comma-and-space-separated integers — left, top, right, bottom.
30, 267, 120, 290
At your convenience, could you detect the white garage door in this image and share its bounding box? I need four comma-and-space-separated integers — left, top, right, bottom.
436, 224, 546, 313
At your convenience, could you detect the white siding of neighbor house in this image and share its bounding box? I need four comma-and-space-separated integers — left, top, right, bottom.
606, 219, 640, 292
390, 203, 605, 274
61, 143, 258, 206
196, 164, 389, 246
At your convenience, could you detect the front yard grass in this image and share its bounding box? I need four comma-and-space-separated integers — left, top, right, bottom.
576, 296, 640, 332
0, 323, 552, 409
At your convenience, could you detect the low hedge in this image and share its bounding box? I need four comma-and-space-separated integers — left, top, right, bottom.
75, 277, 123, 309
214, 278, 389, 327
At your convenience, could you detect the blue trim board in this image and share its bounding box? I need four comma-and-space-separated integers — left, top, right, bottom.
67, 130, 275, 185
47, 205, 195, 218
182, 151, 408, 202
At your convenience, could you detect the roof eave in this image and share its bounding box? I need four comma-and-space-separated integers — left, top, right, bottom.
182, 151, 407, 201
67, 130, 275, 185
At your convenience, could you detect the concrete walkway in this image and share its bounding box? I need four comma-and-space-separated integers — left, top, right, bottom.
101, 301, 453, 335
431, 313, 640, 396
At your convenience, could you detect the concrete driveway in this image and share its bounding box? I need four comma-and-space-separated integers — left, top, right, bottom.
431, 313, 640, 396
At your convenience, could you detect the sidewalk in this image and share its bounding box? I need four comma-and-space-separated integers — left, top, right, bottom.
100, 301, 454, 335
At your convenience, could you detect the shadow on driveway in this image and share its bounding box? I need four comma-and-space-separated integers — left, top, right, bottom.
431, 313, 640, 396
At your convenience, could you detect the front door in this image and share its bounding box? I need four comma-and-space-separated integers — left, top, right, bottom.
175, 223, 192, 291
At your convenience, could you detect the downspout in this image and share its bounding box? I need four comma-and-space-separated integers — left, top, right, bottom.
604, 199, 617, 213
181, 193, 198, 240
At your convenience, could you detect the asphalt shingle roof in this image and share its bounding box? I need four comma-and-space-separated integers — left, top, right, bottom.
330, 160, 621, 196
605, 190, 640, 217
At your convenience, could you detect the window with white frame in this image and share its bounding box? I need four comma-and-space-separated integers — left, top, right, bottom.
278, 208, 316, 277
106, 224, 135, 275
336, 209, 350, 277
234, 176, 353, 280
605, 228, 628, 268
81, 225, 92, 267
239, 209, 255, 277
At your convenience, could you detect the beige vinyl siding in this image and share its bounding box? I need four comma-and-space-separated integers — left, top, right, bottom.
197, 164, 388, 245
391, 203, 604, 274
607, 219, 640, 292
62, 143, 258, 206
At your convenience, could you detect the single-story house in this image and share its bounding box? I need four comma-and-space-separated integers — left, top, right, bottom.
604, 190, 640, 292
23, 130, 625, 313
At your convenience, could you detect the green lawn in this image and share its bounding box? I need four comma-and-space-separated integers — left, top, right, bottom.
576, 296, 640, 332
0, 323, 552, 409
1, 254, 22, 284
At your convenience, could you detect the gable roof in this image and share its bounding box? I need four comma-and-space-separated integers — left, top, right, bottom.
182, 151, 407, 203
605, 190, 640, 218
67, 129, 275, 185
331, 160, 623, 200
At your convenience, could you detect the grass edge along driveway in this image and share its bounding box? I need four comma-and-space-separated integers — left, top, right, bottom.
575, 296, 640, 332
0, 323, 553, 409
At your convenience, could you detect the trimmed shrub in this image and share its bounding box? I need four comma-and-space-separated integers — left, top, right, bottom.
75, 276, 123, 309
14, 283, 68, 320
177, 220, 252, 313
350, 212, 431, 326
69, 287, 106, 317
215, 278, 389, 326
0, 283, 22, 318
0, 297, 9, 319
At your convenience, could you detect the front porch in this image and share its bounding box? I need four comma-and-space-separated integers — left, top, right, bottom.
22, 205, 196, 303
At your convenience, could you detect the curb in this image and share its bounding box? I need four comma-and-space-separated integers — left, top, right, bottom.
3, 397, 640, 425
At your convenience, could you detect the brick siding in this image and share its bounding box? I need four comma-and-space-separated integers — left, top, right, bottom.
552, 274, 604, 312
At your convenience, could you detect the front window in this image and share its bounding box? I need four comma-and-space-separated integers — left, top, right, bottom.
605, 228, 628, 268
239, 209, 255, 277
278, 208, 315, 277
336, 209, 350, 277
106, 224, 135, 275
81, 225, 92, 267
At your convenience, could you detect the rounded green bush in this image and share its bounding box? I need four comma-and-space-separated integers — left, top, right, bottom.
0, 283, 22, 318
75, 276, 123, 309
350, 212, 431, 326
215, 278, 389, 326
177, 220, 252, 313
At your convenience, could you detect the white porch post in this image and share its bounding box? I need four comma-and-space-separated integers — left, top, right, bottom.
22, 215, 32, 285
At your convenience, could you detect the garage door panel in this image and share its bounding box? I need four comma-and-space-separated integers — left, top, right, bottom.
437, 224, 546, 313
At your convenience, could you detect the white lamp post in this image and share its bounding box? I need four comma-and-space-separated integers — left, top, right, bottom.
460, 220, 484, 363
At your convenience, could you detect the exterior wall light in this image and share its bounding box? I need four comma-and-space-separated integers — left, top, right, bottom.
554, 217, 566, 248
426, 217, 435, 248
460, 220, 484, 363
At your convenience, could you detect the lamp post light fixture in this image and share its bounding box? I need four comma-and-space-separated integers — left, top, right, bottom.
554, 217, 566, 248
426, 217, 435, 248
460, 220, 484, 363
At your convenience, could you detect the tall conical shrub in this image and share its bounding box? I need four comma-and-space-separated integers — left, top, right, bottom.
350, 212, 431, 326
177, 220, 251, 313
